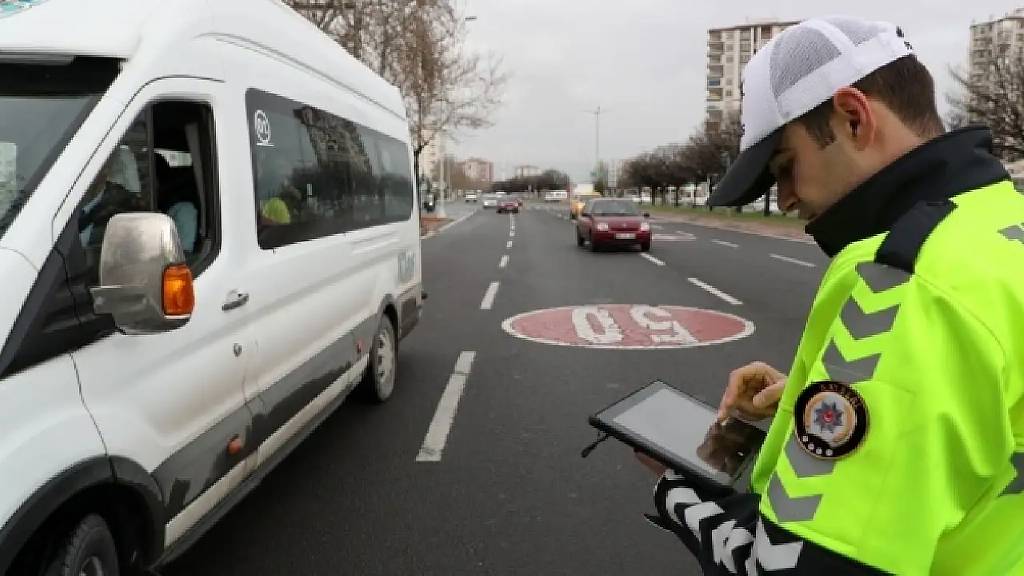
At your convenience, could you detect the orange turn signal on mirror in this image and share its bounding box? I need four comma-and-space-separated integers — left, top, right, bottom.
162, 264, 195, 316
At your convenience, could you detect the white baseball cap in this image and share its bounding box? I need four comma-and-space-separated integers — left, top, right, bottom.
708, 16, 915, 207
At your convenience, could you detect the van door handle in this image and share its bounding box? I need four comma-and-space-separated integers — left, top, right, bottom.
222, 291, 250, 311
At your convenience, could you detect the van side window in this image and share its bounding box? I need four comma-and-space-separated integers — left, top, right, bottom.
73, 101, 219, 291
246, 89, 414, 249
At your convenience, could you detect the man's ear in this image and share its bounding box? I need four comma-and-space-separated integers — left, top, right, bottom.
831, 87, 875, 151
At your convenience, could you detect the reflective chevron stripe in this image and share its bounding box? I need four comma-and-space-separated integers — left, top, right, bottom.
840, 298, 899, 340
855, 262, 910, 293
785, 436, 836, 478
1003, 452, 1024, 496
767, 473, 822, 522
754, 518, 804, 571
711, 520, 738, 567
664, 485, 700, 525
723, 526, 755, 574
1000, 224, 1024, 243
685, 501, 724, 541
823, 341, 880, 382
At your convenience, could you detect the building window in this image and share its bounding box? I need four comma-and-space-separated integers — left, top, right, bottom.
725, 90, 733, 98
726, 55, 733, 63
708, 78, 721, 87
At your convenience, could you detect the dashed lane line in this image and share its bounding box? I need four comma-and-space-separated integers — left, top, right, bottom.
480, 281, 500, 310
770, 253, 816, 268
416, 351, 477, 462
688, 277, 743, 306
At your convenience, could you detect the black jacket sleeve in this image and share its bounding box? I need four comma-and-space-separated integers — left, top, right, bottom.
649, 472, 887, 575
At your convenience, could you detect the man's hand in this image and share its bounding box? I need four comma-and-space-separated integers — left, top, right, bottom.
717, 362, 786, 422
635, 450, 668, 477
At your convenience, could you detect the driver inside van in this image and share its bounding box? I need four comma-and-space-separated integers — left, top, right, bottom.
78, 147, 147, 248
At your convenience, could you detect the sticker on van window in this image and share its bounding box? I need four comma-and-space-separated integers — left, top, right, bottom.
254, 110, 274, 148
0, 0, 51, 18
0, 143, 15, 204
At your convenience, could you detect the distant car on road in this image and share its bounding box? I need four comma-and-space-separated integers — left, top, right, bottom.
570, 191, 601, 219
575, 198, 652, 252
465, 192, 478, 202
497, 197, 519, 214
482, 194, 498, 209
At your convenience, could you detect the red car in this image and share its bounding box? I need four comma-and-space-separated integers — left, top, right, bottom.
575, 198, 652, 252
497, 197, 520, 214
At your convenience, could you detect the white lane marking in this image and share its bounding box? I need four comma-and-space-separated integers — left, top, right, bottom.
688, 277, 743, 306
510, 231, 516, 237
651, 224, 665, 230
770, 253, 816, 268
499, 255, 509, 268
416, 351, 477, 462
713, 240, 739, 248
640, 253, 666, 266
480, 281, 500, 310
506, 240, 513, 249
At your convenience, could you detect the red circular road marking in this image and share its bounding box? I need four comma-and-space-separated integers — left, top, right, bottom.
501, 304, 754, 349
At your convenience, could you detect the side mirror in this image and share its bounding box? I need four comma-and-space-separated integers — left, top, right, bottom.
90, 213, 194, 335
643, 212, 651, 219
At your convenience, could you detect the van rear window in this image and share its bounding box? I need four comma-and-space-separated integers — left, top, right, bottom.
0, 57, 119, 240
245, 88, 415, 250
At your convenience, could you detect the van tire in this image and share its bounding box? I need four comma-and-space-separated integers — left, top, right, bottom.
43, 514, 119, 576
360, 317, 397, 403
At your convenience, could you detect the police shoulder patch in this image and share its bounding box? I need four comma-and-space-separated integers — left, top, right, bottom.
793, 381, 868, 460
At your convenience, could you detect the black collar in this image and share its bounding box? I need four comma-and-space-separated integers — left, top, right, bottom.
805, 127, 1009, 257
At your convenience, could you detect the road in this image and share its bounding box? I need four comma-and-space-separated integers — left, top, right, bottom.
164, 200, 826, 575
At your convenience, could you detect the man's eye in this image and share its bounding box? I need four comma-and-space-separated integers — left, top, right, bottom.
772, 161, 792, 180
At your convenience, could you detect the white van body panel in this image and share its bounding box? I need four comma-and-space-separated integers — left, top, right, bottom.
0, 354, 107, 529
0, 250, 106, 527
0, 249, 35, 349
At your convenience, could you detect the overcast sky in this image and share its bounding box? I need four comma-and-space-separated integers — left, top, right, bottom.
452, 1, 1021, 182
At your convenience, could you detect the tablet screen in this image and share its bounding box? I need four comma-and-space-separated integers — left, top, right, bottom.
594, 381, 765, 486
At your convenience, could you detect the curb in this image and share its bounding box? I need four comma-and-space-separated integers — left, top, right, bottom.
650, 213, 814, 244
421, 210, 475, 240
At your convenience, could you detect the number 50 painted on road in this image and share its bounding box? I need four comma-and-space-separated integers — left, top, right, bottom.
503, 304, 754, 350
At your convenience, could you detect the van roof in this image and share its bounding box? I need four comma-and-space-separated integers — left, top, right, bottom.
0, 0, 405, 117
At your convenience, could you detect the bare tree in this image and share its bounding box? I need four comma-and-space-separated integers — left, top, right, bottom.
949, 58, 1024, 160
284, 0, 507, 182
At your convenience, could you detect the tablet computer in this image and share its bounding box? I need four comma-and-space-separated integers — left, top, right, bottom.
589, 380, 766, 489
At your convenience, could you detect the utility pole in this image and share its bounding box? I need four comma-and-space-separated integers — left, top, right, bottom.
588, 106, 603, 177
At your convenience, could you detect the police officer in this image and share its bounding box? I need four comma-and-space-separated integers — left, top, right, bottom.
639, 16, 1024, 575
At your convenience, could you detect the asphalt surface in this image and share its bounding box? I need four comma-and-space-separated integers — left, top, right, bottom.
163, 200, 826, 576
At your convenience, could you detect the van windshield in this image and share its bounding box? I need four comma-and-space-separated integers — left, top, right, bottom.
0, 57, 119, 241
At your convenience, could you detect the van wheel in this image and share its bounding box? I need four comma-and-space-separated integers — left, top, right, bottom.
360, 318, 397, 403
44, 515, 119, 576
